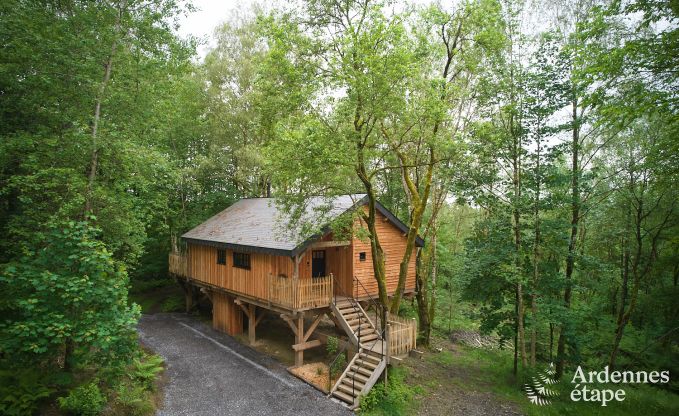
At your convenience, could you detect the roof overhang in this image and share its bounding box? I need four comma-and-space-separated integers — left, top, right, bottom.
183, 195, 425, 258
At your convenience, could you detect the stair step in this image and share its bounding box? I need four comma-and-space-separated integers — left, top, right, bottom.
359, 353, 381, 364
346, 371, 369, 383
351, 322, 373, 331
342, 377, 366, 390
346, 317, 367, 326
332, 390, 355, 404
354, 358, 379, 370
343, 312, 361, 320
337, 383, 361, 396
358, 333, 379, 342
362, 347, 384, 358
351, 365, 374, 377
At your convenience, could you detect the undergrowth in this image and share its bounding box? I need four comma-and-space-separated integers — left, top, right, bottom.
359, 367, 422, 415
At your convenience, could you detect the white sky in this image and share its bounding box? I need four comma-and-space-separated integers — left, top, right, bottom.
176, 0, 437, 59
176, 0, 259, 58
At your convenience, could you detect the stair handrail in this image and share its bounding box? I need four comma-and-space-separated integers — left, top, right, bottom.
353, 276, 387, 342
328, 273, 368, 401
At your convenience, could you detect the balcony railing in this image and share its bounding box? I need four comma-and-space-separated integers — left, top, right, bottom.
268, 274, 333, 310
169, 252, 188, 277
168, 252, 333, 311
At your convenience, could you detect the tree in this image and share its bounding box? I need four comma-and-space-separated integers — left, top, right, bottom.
0, 220, 140, 370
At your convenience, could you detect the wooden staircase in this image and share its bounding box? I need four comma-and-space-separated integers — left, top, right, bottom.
329, 298, 387, 408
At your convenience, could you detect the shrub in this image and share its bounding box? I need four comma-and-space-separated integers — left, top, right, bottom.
0, 369, 54, 416
131, 354, 164, 391
359, 367, 418, 415
330, 353, 347, 379
160, 295, 184, 312
114, 382, 154, 416
326, 336, 339, 357
58, 380, 106, 416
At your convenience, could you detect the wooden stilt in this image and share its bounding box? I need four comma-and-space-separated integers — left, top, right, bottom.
295, 314, 304, 367
184, 283, 197, 313
248, 304, 256, 345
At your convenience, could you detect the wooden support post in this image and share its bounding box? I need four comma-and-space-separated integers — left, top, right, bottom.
295, 314, 304, 367
248, 304, 256, 345
384, 321, 390, 387
280, 314, 298, 338
185, 284, 193, 313
304, 313, 324, 342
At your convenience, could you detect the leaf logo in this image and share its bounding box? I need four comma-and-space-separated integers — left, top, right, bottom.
524, 363, 559, 405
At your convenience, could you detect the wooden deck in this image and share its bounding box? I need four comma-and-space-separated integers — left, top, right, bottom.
169, 253, 333, 312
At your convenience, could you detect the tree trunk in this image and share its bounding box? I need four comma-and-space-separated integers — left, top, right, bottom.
556, 95, 580, 379
84, 4, 123, 214
511, 112, 526, 369
530, 126, 542, 367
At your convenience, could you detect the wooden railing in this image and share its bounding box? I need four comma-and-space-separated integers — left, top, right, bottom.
168, 252, 332, 310
268, 274, 333, 310
387, 314, 417, 357
169, 252, 188, 277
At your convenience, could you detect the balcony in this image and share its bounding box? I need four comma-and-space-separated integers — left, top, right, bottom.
169, 252, 333, 311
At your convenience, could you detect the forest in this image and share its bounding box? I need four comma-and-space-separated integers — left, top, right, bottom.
0, 0, 677, 415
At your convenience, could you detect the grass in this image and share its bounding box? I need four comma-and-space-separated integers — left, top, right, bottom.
359, 367, 422, 416
128, 277, 185, 314
411, 341, 679, 416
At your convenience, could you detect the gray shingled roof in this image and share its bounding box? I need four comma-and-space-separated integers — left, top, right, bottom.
182, 194, 424, 257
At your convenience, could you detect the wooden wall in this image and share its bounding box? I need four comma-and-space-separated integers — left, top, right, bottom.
352, 207, 418, 299
187, 244, 314, 302
321, 233, 353, 296
212, 292, 242, 335
184, 205, 417, 304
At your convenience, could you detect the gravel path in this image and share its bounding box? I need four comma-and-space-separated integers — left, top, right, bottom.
138, 313, 352, 416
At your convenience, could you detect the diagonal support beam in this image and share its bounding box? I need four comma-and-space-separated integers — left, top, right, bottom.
280, 313, 299, 338
303, 313, 325, 342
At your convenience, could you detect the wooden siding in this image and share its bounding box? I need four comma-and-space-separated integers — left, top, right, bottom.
212, 292, 243, 335
184, 244, 335, 310
178, 205, 418, 306
352, 207, 417, 299
320, 233, 354, 296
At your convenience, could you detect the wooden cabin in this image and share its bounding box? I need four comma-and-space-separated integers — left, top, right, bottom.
169, 194, 422, 408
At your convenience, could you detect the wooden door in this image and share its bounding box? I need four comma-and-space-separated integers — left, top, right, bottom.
312, 250, 326, 277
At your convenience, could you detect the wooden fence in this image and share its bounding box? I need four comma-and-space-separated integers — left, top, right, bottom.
169, 252, 188, 277
268, 274, 333, 310
387, 314, 417, 357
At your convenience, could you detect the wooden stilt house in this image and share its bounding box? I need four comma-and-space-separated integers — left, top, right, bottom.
169, 194, 422, 408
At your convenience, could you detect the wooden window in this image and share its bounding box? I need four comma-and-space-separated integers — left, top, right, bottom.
359, 252, 366, 261
233, 252, 251, 270
217, 249, 226, 265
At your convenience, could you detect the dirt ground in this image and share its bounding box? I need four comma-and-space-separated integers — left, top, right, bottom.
404, 339, 524, 416
233, 313, 344, 367
289, 362, 334, 393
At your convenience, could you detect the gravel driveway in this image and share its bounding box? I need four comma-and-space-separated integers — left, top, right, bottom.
138, 313, 352, 416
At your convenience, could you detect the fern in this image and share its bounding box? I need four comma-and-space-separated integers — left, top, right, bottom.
0, 369, 54, 416
523, 363, 560, 406
132, 354, 164, 391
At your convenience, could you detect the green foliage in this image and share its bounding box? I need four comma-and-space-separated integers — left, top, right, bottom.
131, 354, 165, 391
330, 354, 347, 380
359, 367, 420, 415
57, 380, 106, 416
114, 382, 154, 416
0, 220, 140, 368
160, 295, 185, 313
326, 336, 339, 357
0, 368, 55, 416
